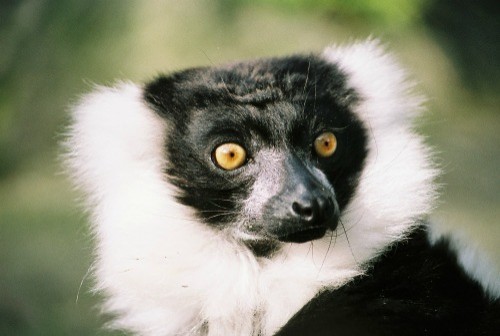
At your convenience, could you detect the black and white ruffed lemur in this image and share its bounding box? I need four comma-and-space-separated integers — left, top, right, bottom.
65, 40, 500, 336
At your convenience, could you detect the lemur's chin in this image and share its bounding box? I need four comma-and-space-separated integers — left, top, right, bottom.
242, 222, 334, 256
244, 238, 281, 257
278, 226, 328, 243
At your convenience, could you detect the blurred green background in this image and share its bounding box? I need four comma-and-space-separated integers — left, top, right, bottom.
1, 0, 498, 335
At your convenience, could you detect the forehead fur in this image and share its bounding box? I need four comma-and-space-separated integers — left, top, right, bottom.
144, 55, 357, 123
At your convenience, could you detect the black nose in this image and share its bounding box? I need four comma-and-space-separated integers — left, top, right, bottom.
292, 196, 328, 224
290, 192, 337, 230
276, 192, 338, 243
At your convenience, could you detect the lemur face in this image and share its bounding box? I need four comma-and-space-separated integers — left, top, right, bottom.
144, 56, 368, 254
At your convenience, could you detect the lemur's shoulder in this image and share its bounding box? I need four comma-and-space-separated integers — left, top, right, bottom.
277, 225, 500, 336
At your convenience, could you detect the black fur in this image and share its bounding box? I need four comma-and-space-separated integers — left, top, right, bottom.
276, 226, 500, 336
143, 55, 367, 233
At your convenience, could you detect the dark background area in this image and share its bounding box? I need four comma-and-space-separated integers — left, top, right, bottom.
1, 0, 498, 334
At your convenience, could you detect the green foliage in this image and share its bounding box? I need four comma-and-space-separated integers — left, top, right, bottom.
0, 0, 132, 177
423, 0, 500, 92
217, 0, 428, 25
0, 169, 121, 335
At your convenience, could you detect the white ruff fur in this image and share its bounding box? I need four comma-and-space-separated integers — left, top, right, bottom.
67, 41, 445, 335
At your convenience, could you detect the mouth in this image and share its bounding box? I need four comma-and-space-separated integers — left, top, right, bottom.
277, 226, 328, 243
243, 237, 281, 257
238, 217, 336, 256
241, 226, 329, 256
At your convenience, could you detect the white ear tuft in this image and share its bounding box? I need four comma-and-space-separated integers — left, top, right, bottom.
64, 82, 167, 207
323, 39, 424, 129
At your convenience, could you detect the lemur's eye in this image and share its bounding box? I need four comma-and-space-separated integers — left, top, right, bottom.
213, 143, 247, 170
314, 132, 337, 157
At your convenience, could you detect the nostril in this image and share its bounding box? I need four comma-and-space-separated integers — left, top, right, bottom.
302, 207, 313, 218
292, 201, 315, 221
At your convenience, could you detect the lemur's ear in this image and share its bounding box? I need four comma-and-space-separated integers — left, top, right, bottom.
144, 75, 179, 120
322, 39, 424, 129
144, 69, 204, 123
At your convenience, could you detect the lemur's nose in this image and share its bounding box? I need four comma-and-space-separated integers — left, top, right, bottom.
291, 191, 337, 229
276, 190, 337, 243
292, 195, 324, 223
273, 156, 339, 243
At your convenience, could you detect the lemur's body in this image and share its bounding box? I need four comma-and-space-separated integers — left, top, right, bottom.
66, 40, 500, 335
278, 227, 500, 335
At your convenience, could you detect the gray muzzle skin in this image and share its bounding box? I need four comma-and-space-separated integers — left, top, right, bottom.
263, 155, 339, 243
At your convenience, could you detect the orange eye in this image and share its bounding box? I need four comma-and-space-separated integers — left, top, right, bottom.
314, 132, 337, 157
213, 143, 247, 170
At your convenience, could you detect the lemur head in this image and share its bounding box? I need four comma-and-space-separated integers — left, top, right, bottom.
144, 56, 367, 255
66, 40, 437, 335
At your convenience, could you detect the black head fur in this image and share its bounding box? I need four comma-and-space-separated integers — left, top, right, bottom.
144, 55, 368, 251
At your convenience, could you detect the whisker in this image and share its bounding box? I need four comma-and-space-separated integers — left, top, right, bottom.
199, 48, 215, 66
305, 241, 313, 258
310, 240, 315, 263
76, 264, 93, 304
332, 210, 365, 236
281, 243, 293, 263
196, 209, 239, 215
207, 200, 232, 210
366, 120, 379, 165
313, 79, 317, 113
204, 213, 236, 221
300, 58, 311, 115
340, 218, 358, 265
317, 230, 334, 276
